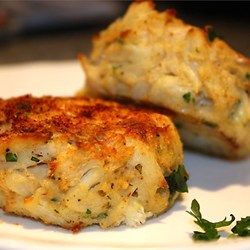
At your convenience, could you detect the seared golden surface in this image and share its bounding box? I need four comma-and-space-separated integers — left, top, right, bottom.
81, 1, 250, 158
0, 95, 183, 230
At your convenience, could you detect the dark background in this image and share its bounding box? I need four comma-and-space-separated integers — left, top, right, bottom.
0, 1, 249, 65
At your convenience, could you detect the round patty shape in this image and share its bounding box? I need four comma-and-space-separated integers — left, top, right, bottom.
80, 1, 250, 158
0, 95, 185, 230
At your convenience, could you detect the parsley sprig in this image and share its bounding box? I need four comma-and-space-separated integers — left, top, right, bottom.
165, 164, 189, 194
187, 199, 235, 241
231, 217, 250, 237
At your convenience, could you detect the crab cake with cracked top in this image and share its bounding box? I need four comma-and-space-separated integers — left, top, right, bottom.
0, 95, 187, 230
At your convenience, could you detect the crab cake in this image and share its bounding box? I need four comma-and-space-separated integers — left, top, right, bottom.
0, 95, 187, 230
80, 1, 250, 158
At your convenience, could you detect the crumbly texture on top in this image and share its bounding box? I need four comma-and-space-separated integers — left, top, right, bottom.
0, 95, 183, 230
81, 1, 250, 158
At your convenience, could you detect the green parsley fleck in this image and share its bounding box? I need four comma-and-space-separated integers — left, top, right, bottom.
83, 209, 92, 218
165, 164, 189, 194
231, 216, 250, 237
31, 156, 40, 162
206, 26, 218, 42
97, 212, 108, 219
229, 100, 241, 119
246, 73, 250, 80
86, 209, 92, 215
202, 120, 218, 128
183, 92, 195, 104
5, 151, 18, 162
187, 199, 235, 241
51, 197, 58, 202
183, 92, 192, 103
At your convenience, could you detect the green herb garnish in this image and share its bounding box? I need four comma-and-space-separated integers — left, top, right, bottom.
183, 92, 192, 103
51, 197, 58, 202
231, 217, 250, 237
246, 73, 250, 80
31, 156, 40, 162
86, 209, 92, 215
229, 99, 241, 119
183, 92, 195, 104
5, 151, 18, 162
83, 208, 92, 218
165, 164, 189, 194
97, 212, 108, 219
202, 120, 218, 128
187, 199, 235, 241
206, 26, 218, 42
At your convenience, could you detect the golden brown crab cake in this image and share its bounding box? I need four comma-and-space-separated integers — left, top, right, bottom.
0, 95, 186, 230
80, 1, 250, 158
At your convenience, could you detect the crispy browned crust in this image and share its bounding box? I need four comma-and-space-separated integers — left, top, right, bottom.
0, 95, 183, 229
0, 95, 179, 170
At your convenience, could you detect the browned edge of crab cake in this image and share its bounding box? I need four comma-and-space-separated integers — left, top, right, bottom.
79, 1, 250, 159
0, 95, 187, 230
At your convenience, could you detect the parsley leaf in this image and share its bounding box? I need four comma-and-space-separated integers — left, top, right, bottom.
83, 208, 92, 218
231, 217, 250, 237
183, 92, 195, 104
31, 156, 40, 162
205, 26, 218, 42
246, 73, 250, 80
202, 120, 218, 128
183, 92, 192, 103
187, 199, 235, 241
86, 209, 92, 215
165, 164, 189, 194
97, 212, 108, 219
5, 151, 18, 162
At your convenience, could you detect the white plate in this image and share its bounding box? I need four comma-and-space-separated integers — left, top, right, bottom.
0, 61, 249, 250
